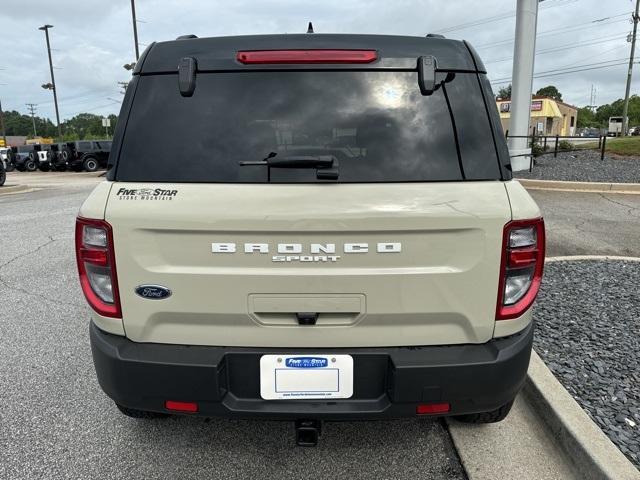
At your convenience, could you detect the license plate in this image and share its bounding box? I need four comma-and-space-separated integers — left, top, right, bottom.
260, 354, 353, 400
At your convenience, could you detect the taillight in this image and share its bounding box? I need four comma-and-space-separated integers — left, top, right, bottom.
236, 49, 378, 64
75, 217, 121, 318
496, 218, 545, 320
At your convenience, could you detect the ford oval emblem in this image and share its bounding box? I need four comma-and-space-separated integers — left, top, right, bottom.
135, 285, 172, 300
285, 357, 328, 368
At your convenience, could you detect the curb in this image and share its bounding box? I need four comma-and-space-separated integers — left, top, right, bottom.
546, 255, 640, 263
518, 178, 640, 194
0, 184, 32, 195
525, 351, 640, 480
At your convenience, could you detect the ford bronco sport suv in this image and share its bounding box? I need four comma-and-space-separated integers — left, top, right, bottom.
78, 34, 544, 446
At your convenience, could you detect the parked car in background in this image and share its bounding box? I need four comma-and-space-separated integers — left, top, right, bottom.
35, 143, 66, 172
0, 153, 5, 186
15, 145, 38, 172
0, 147, 14, 172
579, 128, 600, 138
60, 140, 112, 172
608, 116, 623, 137
630, 126, 639, 136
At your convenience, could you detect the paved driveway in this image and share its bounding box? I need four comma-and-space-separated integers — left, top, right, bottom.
0, 186, 465, 480
530, 190, 640, 257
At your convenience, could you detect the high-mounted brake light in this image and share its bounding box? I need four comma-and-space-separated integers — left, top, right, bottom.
75, 217, 121, 318
496, 218, 545, 320
236, 49, 378, 65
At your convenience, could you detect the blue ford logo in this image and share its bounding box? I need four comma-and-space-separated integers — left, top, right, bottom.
285, 357, 328, 368
135, 285, 172, 300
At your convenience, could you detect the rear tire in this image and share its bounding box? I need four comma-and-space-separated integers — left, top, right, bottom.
116, 403, 170, 419
0, 167, 6, 187
454, 399, 515, 424
38, 164, 51, 172
5, 162, 15, 172
25, 159, 37, 172
83, 157, 99, 172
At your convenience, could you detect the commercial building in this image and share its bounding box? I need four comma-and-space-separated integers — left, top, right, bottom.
496, 96, 578, 136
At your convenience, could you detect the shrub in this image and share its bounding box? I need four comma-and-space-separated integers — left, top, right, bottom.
558, 140, 573, 151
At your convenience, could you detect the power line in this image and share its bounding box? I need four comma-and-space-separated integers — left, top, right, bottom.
434, 0, 579, 34
476, 13, 631, 49
491, 59, 638, 85
484, 34, 627, 64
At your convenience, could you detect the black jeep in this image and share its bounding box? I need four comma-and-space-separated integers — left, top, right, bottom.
60, 140, 112, 172
14, 145, 39, 172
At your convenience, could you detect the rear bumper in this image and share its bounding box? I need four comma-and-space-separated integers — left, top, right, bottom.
90, 321, 533, 420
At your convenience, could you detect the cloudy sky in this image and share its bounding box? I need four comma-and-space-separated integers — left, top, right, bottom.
1, 0, 638, 122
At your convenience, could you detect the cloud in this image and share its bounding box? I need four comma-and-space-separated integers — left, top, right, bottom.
0, 0, 637, 123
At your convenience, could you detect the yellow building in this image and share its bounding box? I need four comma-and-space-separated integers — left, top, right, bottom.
496, 96, 578, 137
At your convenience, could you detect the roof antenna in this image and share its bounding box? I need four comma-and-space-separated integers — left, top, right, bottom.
307, 22, 314, 33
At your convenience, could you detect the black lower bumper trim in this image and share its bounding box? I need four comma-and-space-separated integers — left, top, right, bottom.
90, 321, 533, 420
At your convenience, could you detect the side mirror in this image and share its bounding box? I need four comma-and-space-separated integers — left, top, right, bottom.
418, 55, 437, 96
178, 57, 197, 97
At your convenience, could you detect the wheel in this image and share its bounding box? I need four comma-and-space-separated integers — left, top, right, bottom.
454, 399, 515, 424
38, 164, 50, 172
5, 151, 16, 172
0, 167, 5, 187
25, 159, 37, 172
54, 164, 67, 172
116, 403, 170, 419
16, 165, 25, 172
83, 157, 99, 172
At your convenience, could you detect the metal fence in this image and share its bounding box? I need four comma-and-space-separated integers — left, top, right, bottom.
505, 131, 607, 172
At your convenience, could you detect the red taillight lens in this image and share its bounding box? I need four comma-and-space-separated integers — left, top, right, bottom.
165, 400, 198, 413
236, 49, 378, 64
75, 217, 121, 318
416, 403, 451, 415
496, 218, 545, 320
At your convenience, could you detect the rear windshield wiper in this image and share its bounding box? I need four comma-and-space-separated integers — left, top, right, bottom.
239, 154, 339, 181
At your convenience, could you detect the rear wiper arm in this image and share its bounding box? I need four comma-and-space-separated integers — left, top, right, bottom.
239, 155, 339, 180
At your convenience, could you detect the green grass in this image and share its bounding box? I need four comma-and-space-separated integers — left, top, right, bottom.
577, 136, 640, 156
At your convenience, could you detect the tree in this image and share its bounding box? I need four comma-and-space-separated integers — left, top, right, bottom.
497, 84, 511, 99
576, 107, 598, 129
535, 85, 562, 101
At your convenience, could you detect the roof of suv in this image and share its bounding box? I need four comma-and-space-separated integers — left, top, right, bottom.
135, 34, 486, 74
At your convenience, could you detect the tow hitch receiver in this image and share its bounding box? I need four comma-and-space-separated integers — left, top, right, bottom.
295, 419, 321, 447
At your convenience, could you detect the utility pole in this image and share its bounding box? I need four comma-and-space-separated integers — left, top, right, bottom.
26, 103, 38, 136
622, 0, 639, 136
39, 25, 62, 139
130, 0, 140, 61
508, 0, 540, 171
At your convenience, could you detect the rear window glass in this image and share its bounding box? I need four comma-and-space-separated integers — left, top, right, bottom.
116, 71, 501, 183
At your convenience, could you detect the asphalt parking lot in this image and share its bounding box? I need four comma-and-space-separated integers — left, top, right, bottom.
1, 174, 639, 479
0, 184, 465, 480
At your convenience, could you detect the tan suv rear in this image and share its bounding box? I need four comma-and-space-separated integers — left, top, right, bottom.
77, 33, 544, 446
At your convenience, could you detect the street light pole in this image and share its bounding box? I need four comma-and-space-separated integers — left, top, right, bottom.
130, 0, 140, 61
39, 25, 62, 139
622, 0, 639, 137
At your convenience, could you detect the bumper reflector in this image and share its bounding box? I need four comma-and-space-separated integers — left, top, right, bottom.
416, 402, 451, 415
165, 400, 199, 413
